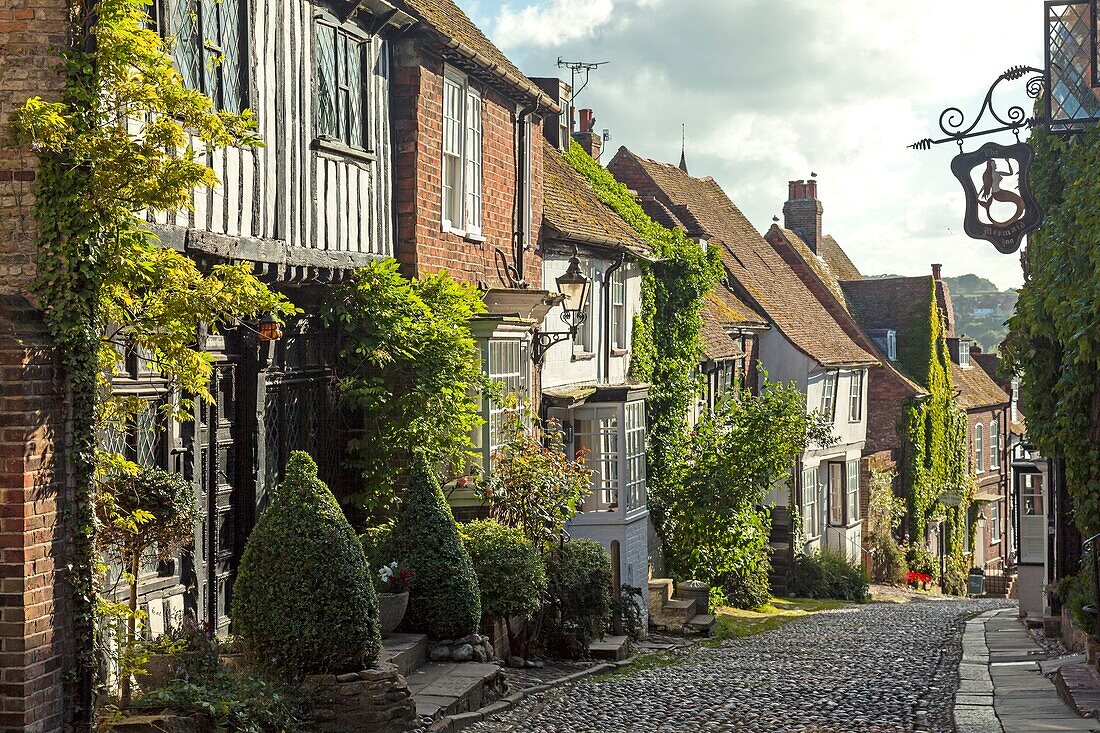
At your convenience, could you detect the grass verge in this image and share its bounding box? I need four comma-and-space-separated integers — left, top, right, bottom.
706, 597, 847, 645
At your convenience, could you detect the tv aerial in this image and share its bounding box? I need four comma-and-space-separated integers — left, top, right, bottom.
557, 57, 609, 101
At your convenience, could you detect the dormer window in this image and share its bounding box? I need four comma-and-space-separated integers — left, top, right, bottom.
870, 329, 897, 361
959, 340, 971, 367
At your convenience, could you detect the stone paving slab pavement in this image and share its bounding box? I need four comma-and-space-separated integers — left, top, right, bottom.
467, 597, 1011, 732
953, 608, 1100, 733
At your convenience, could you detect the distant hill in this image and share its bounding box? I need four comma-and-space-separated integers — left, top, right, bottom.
865, 273, 1017, 353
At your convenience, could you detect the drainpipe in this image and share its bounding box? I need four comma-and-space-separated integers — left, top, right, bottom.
513, 105, 537, 287
601, 253, 626, 383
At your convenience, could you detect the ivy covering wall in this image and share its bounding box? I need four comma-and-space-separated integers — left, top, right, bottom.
898, 279, 971, 590
1004, 125, 1100, 534
561, 141, 722, 544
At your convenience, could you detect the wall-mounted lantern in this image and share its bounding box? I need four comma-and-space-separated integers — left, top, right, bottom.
257, 313, 284, 342
532, 250, 591, 364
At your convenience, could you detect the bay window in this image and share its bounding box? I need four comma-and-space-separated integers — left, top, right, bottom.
484, 338, 530, 460
565, 400, 647, 514
442, 68, 482, 234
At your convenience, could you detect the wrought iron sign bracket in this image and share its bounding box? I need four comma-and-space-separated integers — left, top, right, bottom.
909, 66, 1047, 151
531, 330, 574, 365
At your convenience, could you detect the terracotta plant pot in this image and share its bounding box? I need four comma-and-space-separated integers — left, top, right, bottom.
378, 592, 409, 637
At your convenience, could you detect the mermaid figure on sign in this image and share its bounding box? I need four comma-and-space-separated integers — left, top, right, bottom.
978, 158, 1025, 226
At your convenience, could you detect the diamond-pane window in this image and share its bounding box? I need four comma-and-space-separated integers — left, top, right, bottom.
1047, 1, 1100, 130
315, 21, 368, 149
158, 0, 247, 113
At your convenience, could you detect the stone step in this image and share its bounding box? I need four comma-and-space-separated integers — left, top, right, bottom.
380, 633, 429, 677
650, 597, 698, 630
588, 635, 630, 662
407, 662, 507, 722
648, 578, 674, 608
685, 613, 716, 637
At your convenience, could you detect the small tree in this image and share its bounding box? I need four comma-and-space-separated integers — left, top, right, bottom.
327, 260, 490, 512
232, 452, 380, 676
387, 455, 481, 639
477, 411, 591, 549
664, 376, 835, 589
94, 455, 197, 705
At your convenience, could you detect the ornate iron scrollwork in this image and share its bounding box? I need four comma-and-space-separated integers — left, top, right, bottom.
910, 66, 1046, 150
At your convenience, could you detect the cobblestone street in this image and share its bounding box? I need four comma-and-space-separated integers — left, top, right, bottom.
469, 599, 1013, 733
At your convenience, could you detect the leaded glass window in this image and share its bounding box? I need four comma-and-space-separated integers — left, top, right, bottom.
316, 21, 368, 149
161, 0, 247, 113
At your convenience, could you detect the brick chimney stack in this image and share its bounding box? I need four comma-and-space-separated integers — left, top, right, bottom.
932, 263, 942, 280
783, 178, 823, 253
572, 108, 602, 162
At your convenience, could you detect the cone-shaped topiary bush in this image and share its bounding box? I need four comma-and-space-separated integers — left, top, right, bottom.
231, 451, 380, 675
388, 454, 480, 639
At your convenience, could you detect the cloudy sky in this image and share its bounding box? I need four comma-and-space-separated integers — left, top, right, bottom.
465, 0, 1043, 290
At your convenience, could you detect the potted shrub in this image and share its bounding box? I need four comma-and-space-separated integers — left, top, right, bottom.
376, 561, 415, 637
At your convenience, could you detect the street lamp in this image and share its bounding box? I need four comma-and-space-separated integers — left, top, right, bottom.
532, 249, 592, 363
257, 313, 284, 341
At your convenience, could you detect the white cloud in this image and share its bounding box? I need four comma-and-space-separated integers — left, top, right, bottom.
492, 0, 616, 49
478, 0, 1039, 288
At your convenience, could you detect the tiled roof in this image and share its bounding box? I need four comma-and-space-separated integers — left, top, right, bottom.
767, 226, 852, 311
395, 0, 557, 109
841, 276, 936, 333
540, 141, 653, 259
820, 235, 862, 281
701, 287, 769, 361
610, 148, 876, 368
952, 361, 1010, 410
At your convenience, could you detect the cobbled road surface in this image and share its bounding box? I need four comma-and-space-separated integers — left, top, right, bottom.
468, 598, 1013, 733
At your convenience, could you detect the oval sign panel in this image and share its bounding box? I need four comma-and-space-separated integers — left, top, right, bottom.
950, 141, 1042, 254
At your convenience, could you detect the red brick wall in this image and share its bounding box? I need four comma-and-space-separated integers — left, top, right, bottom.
0, 298, 69, 733
0, 0, 73, 729
391, 41, 543, 289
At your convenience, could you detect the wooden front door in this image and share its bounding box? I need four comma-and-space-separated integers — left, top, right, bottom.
193, 345, 252, 635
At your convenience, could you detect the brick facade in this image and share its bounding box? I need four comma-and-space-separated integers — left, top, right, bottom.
1, 0, 74, 728
966, 404, 1011, 569
390, 41, 543, 289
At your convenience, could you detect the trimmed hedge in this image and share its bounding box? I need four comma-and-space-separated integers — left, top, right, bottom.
460, 519, 546, 622
231, 451, 380, 675
387, 455, 481, 639
542, 539, 613, 658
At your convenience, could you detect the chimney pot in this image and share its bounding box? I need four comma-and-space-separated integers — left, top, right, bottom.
579, 108, 594, 133
932, 263, 942, 280
788, 181, 799, 200
806, 180, 817, 199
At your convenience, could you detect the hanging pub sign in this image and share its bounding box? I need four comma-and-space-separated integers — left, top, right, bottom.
949, 141, 1041, 254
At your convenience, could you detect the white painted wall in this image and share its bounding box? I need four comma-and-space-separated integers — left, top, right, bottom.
540, 253, 641, 389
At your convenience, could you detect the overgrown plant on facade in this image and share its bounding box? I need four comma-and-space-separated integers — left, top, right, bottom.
476, 410, 591, 549
666, 376, 834, 602
9, 0, 295, 716
1003, 123, 1100, 534
327, 259, 490, 512
562, 140, 723, 552
865, 469, 908, 585
897, 281, 971, 592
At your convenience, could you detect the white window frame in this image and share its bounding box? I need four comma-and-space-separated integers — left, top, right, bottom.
573, 259, 596, 354
624, 401, 647, 513
828, 462, 845, 527
573, 406, 620, 512
990, 419, 1000, 469
441, 67, 483, 236
610, 265, 628, 351
819, 371, 838, 420
886, 331, 897, 361
481, 338, 531, 468
989, 500, 1002, 544
848, 370, 864, 423
959, 341, 971, 367
974, 423, 985, 473
846, 460, 859, 524
801, 467, 819, 539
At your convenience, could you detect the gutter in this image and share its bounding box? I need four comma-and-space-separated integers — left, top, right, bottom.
429, 33, 560, 112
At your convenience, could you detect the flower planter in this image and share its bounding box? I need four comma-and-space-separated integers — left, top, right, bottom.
378, 592, 409, 637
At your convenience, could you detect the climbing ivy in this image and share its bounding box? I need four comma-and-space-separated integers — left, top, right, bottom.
898, 279, 971, 591
562, 141, 722, 547
9, 0, 294, 719
1003, 123, 1100, 533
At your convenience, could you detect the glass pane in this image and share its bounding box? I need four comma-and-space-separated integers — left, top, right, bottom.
346, 38, 364, 148
316, 24, 339, 139
170, 0, 201, 91
218, 0, 243, 112
1048, 2, 1100, 127
201, 0, 219, 102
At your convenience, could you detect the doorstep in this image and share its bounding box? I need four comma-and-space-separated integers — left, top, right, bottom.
381, 633, 429, 677
407, 661, 506, 723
